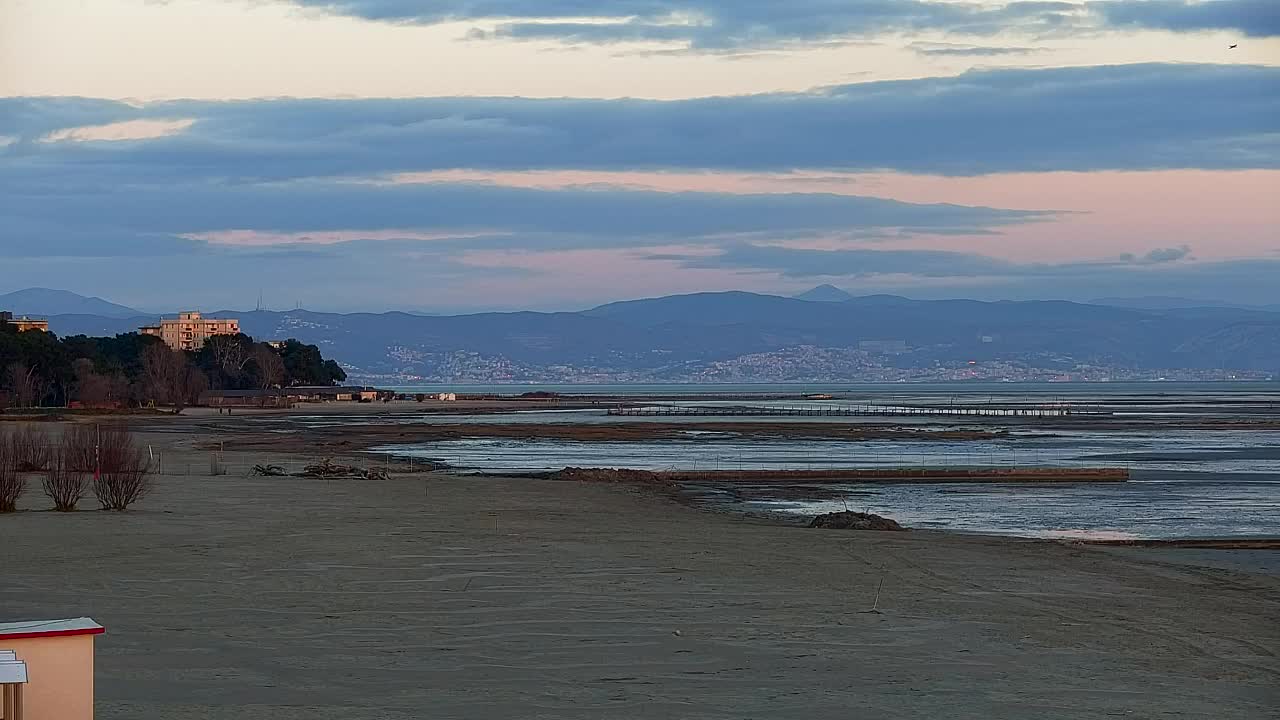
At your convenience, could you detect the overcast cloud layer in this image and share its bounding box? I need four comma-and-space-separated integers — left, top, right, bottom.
4, 64, 1277, 180
1, 183, 1046, 257
296, 0, 1280, 48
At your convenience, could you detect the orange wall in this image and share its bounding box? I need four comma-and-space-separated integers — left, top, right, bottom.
4, 635, 95, 720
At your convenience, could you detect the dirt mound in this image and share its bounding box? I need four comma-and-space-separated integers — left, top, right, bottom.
809, 511, 905, 531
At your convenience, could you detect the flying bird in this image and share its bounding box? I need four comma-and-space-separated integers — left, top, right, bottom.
1229, 44, 1238, 49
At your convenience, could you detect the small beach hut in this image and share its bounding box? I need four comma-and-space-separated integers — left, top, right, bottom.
1, 650, 29, 720
0, 618, 103, 720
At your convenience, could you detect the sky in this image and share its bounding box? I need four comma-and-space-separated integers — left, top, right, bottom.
1, 0, 1278, 313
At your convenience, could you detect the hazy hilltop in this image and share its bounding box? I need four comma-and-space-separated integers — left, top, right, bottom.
0, 287, 142, 318
794, 285, 855, 302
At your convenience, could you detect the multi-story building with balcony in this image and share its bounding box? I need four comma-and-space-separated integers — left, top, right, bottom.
0, 311, 49, 332
140, 311, 240, 351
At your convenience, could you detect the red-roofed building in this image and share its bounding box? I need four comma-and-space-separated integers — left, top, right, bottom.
0, 617, 103, 720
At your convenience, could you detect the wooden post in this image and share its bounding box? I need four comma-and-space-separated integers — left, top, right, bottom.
2, 682, 25, 720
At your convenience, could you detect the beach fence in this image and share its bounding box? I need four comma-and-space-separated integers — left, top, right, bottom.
145, 451, 432, 478
14, 439, 428, 479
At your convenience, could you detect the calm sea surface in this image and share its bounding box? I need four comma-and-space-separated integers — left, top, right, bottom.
388, 380, 1280, 399
327, 383, 1280, 539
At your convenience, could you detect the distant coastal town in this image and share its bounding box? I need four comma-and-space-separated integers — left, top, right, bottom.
360, 345, 1275, 385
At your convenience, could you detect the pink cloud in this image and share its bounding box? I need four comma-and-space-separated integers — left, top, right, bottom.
186, 229, 504, 246
394, 168, 1280, 263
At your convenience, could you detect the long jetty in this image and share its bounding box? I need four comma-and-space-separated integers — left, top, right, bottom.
608, 404, 1109, 418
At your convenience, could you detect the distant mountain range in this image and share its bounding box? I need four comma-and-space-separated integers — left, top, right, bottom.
8, 288, 1280, 380
0, 288, 142, 318
790, 288, 1280, 313
1088, 296, 1280, 312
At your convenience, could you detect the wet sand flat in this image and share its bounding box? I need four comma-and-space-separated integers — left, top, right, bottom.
2, 435, 1278, 718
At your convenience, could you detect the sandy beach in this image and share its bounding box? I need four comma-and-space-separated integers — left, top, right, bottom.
0, 419, 1276, 719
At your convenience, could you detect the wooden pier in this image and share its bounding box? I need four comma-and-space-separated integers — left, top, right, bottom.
608, 404, 1108, 418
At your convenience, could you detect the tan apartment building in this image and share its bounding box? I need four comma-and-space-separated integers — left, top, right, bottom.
140, 311, 240, 351
0, 311, 50, 332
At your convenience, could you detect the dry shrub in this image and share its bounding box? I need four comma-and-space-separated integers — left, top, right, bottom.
11, 425, 52, 472
91, 426, 153, 510
61, 423, 99, 473
0, 428, 27, 513
42, 454, 88, 512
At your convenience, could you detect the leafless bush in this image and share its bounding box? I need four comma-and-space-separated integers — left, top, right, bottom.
42, 455, 88, 512
42, 422, 97, 507
92, 426, 153, 510
0, 428, 27, 513
11, 425, 52, 471
60, 424, 99, 473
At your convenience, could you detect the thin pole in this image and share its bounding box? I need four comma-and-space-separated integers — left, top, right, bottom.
870, 573, 885, 612
859, 564, 887, 614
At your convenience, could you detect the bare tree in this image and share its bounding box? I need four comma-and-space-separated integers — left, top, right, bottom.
0, 428, 26, 513
5, 362, 43, 408
72, 358, 112, 407
105, 371, 131, 406
142, 343, 174, 405
251, 345, 286, 389
42, 453, 88, 512
142, 345, 207, 413
176, 362, 209, 412
207, 335, 253, 381
92, 426, 153, 510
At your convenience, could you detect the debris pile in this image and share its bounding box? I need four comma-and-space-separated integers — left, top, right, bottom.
302, 458, 391, 481
808, 511, 905, 531
252, 458, 390, 481
550, 467, 672, 485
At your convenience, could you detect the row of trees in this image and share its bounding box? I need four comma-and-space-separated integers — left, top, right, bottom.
0, 424, 151, 512
1, 324, 346, 410
194, 335, 345, 392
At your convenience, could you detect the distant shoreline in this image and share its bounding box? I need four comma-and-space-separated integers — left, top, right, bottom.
368, 379, 1280, 392
1080, 537, 1280, 549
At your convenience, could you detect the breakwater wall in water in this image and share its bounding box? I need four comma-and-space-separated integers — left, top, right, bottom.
551, 467, 1130, 484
